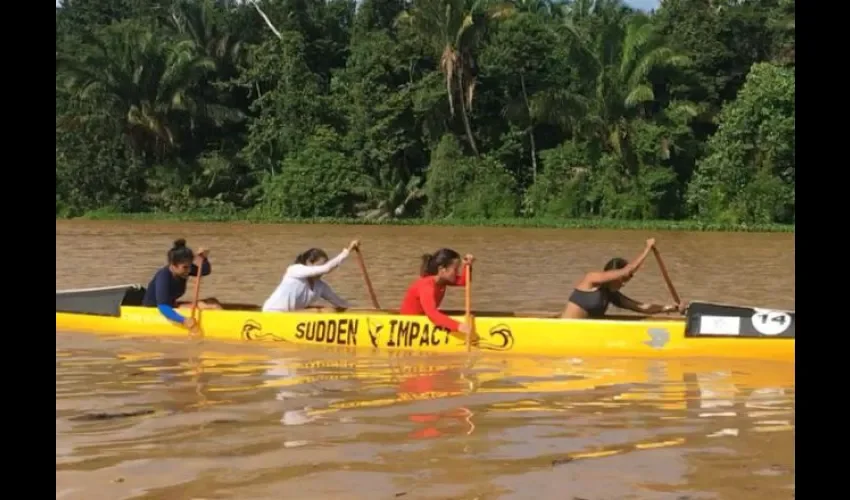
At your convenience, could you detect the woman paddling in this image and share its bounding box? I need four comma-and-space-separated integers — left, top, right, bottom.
399, 248, 474, 335
142, 239, 221, 329
561, 238, 685, 319
262, 240, 360, 312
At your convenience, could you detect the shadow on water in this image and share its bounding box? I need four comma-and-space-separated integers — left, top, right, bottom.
56, 332, 794, 500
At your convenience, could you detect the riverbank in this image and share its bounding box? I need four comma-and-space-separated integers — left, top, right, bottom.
62, 209, 795, 233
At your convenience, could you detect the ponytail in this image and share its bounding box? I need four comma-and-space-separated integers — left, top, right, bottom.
295, 248, 329, 265
167, 238, 193, 265
419, 248, 461, 276
420, 253, 434, 276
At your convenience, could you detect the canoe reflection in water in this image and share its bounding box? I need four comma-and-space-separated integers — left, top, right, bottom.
262, 359, 319, 426
253, 353, 793, 447
262, 356, 478, 436
397, 368, 476, 439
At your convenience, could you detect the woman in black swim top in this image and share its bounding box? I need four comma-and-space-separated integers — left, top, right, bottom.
561, 238, 685, 319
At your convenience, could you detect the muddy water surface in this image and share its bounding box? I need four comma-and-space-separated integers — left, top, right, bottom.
56, 220, 795, 312
56, 221, 795, 499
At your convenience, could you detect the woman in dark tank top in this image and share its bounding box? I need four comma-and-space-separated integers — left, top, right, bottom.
561, 238, 686, 319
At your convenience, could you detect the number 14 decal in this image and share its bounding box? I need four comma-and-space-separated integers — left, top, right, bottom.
751, 310, 792, 335
756, 313, 787, 325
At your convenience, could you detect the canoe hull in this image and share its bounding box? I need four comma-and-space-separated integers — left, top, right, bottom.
55, 302, 794, 362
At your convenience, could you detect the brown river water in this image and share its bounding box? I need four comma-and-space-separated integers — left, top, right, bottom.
56, 220, 795, 499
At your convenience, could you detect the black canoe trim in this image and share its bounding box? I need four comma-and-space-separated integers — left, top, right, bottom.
685, 301, 795, 339
56, 284, 146, 317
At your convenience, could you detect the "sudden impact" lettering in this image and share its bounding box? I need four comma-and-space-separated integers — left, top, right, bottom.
386, 320, 452, 348
295, 319, 359, 346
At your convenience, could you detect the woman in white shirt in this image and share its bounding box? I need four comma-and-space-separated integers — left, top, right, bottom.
262, 240, 360, 312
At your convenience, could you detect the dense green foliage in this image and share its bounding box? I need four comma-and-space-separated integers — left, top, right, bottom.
56, 0, 795, 226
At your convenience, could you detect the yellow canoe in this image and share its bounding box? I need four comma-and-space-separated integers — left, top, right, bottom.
55, 284, 795, 362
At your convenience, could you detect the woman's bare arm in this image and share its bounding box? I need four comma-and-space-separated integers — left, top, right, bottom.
583, 238, 656, 287
612, 293, 678, 314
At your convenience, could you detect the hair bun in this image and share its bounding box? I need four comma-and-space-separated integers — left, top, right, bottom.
173, 238, 187, 248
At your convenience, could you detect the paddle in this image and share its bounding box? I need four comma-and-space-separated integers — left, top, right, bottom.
464, 263, 474, 352
354, 247, 381, 310
651, 246, 681, 306
189, 258, 204, 336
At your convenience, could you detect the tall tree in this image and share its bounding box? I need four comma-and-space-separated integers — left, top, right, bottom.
397, 0, 514, 155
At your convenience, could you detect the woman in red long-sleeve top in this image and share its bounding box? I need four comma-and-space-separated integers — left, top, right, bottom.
399, 248, 474, 336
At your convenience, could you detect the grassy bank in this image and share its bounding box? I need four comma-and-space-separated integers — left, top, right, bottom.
63, 209, 795, 233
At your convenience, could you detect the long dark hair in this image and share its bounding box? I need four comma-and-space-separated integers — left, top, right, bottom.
604, 257, 628, 271
295, 248, 329, 265
168, 239, 194, 265
602, 257, 629, 289
420, 248, 461, 276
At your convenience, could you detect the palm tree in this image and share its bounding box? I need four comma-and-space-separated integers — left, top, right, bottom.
563, 3, 692, 169
57, 21, 217, 160
169, 0, 244, 71
397, 0, 514, 155
168, 0, 248, 141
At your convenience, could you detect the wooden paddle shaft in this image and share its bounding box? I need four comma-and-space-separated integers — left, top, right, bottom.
464, 266, 472, 317
191, 259, 204, 321
354, 248, 381, 309
651, 247, 681, 304
464, 264, 472, 352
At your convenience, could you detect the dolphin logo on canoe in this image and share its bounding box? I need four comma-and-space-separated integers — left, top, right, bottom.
471, 324, 515, 351
241, 320, 288, 342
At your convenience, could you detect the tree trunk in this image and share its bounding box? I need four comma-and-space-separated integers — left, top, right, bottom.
520, 74, 537, 180
457, 71, 479, 156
